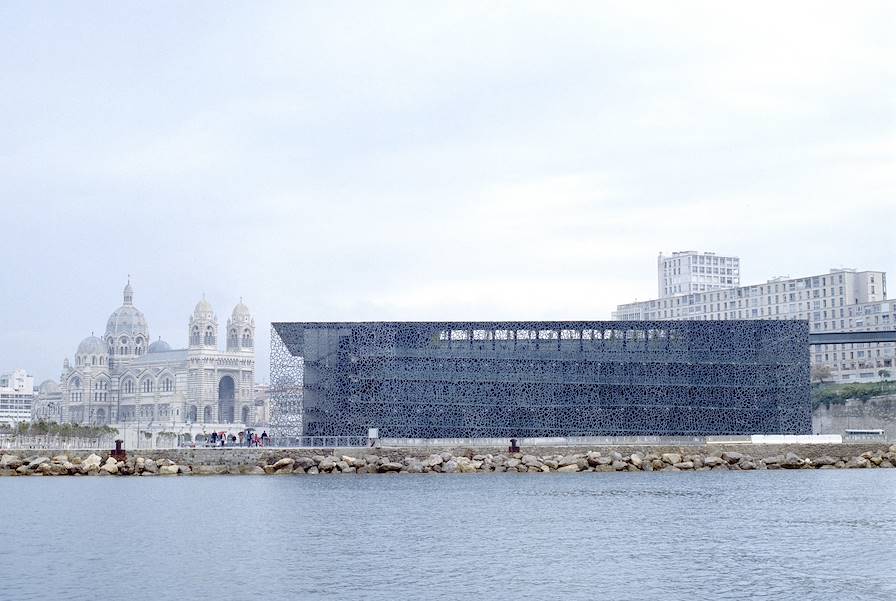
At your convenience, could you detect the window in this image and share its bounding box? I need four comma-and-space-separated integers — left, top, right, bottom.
204, 326, 215, 346
242, 329, 253, 347
191, 326, 201, 346
124, 379, 134, 394
142, 379, 153, 393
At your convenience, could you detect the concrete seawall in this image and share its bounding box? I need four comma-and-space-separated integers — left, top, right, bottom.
2, 443, 895, 476
813, 395, 896, 439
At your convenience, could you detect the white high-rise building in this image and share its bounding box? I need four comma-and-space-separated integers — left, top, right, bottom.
0, 368, 35, 426
657, 251, 740, 298
614, 266, 890, 382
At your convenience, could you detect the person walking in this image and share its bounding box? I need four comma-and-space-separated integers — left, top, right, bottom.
261, 430, 269, 447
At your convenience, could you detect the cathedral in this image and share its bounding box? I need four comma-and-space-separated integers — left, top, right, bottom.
59, 280, 256, 428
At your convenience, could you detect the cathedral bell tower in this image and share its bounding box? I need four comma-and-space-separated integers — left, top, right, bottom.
188, 295, 218, 349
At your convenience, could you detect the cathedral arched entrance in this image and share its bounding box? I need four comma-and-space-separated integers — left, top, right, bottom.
218, 375, 235, 423
95, 408, 105, 424
188, 405, 197, 422
241, 405, 250, 424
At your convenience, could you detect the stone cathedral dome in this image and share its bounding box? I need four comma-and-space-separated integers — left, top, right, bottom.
105, 280, 149, 340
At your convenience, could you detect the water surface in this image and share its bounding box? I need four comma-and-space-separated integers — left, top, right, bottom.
2, 470, 894, 600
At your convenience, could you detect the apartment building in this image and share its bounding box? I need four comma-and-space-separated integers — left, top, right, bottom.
614, 267, 889, 382
0, 368, 35, 426
657, 251, 740, 298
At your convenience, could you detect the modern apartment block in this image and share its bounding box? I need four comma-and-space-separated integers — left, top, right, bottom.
657, 251, 740, 298
0, 368, 35, 426
614, 266, 890, 382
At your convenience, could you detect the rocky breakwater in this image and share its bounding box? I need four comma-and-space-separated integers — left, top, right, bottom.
1, 445, 895, 476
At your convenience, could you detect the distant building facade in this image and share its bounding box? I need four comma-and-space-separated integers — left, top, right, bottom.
31, 379, 62, 422
614, 265, 890, 382
58, 281, 256, 427
270, 320, 810, 439
0, 368, 35, 426
657, 251, 740, 298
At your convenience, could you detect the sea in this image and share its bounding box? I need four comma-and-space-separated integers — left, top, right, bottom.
1, 469, 894, 600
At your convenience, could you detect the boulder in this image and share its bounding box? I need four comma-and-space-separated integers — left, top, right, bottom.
243, 466, 266, 475
28, 456, 51, 469
721, 451, 744, 464
557, 464, 579, 473
846, 457, 869, 469
611, 460, 628, 471
629, 453, 643, 468
673, 461, 694, 470
143, 459, 158, 473
318, 457, 338, 472
0, 455, 23, 469
763, 455, 784, 466
52, 455, 69, 463
272, 458, 295, 471
294, 457, 316, 470
306, 466, 319, 474
543, 459, 559, 469
158, 465, 179, 475
610, 451, 623, 461
703, 456, 724, 467
586, 452, 602, 467
596, 456, 613, 466
661, 453, 682, 465
812, 456, 837, 467
739, 461, 756, 470
459, 462, 478, 473
879, 460, 894, 469
781, 452, 804, 469
442, 460, 458, 474
557, 455, 581, 467
81, 454, 103, 470
405, 462, 424, 474
378, 462, 403, 473
522, 455, 542, 467
16, 465, 30, 475
424, 454, 443, 467
505, 458, 521, 469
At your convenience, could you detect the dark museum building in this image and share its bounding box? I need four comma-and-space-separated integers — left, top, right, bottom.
270, 320, 810, 439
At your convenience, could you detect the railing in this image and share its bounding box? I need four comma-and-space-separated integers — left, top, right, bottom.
0, 435, 116, 450
267, 436, 372, 448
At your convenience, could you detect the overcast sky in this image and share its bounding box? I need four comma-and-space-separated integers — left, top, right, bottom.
2, 2, 894, 383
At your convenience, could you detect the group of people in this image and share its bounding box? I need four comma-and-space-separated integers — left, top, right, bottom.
203, 430, 269, 448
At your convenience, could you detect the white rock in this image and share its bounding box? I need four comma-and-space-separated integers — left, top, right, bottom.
81, 453, 102, 472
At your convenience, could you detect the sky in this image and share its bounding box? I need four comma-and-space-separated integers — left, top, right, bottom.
1, 2, 894, 383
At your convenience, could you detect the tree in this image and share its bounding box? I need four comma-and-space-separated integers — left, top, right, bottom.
879, 369, 891, 381
811, 364, 832, 384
